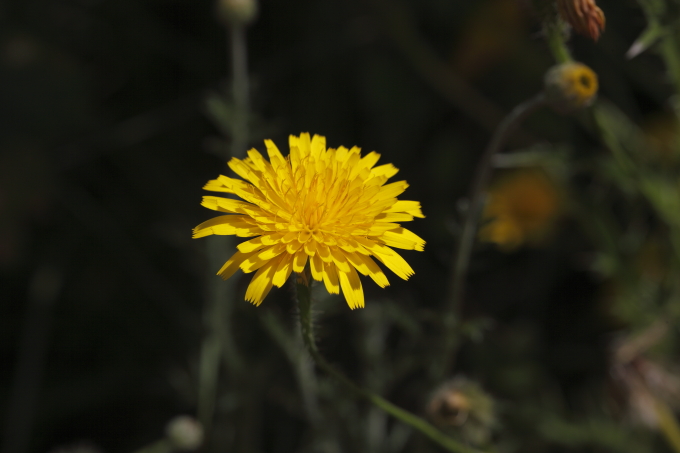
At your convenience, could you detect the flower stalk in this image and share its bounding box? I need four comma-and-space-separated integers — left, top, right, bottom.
438, 93, 546, 379
197, 11, 252, 436
545, 20, 573, 64
294, 269, 484, 453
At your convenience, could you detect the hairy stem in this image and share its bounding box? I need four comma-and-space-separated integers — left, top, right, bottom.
294, 272, 484, 453
545, 19, 573, 64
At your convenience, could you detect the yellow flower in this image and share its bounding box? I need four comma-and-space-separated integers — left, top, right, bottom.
544, 62, 598, 113
194, 133, 425, 309
479, 169, 561, 250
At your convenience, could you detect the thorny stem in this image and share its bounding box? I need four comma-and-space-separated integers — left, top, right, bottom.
294, 271, 484, 453
438, 93, 546, 379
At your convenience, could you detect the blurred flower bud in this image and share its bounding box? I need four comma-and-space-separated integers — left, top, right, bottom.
544, 62, 598, 113
217, 0, 258, 26
428, 385, 471, 426
427, 377, 496, 445
165, 416, 204, 451
557, 0, 605, 41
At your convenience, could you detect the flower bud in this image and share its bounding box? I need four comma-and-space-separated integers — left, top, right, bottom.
217, 0, 258, 26
165, 416, 204, 450
544, 62, 598, 113
426, 377, 496, 445
557, 0, 605, 41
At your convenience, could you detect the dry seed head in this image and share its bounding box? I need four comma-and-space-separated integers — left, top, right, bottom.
544, 62, 598, 113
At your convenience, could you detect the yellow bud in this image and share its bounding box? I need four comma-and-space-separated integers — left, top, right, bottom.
544, 62, 598, 113
217, 0, 258, 26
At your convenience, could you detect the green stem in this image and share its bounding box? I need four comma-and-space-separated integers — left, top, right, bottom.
130, 440, 172, 453
659, 32, 680, 117
438, 94, 546, 379
655, 396, 680, 453
196, 22, 251, 438
230, 24, 250, 157
294, 272, 484, 453
545, 19, 573, 64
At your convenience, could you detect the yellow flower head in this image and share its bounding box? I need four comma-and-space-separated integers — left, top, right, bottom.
479, 169, 561, 251
194, 133, 425, 309
544, 62, 598, 114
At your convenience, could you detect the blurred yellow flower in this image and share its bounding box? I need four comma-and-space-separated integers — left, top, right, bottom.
544, 62, 598, 113
643, 113, 680, 162
194, 133, 425, 309
479, 169, 561, 250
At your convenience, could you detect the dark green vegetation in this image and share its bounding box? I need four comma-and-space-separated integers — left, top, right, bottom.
2, 0, 680, 452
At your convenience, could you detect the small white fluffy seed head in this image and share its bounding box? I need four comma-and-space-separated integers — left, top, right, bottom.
165, 416, 204, 450
217, 0, 258, 26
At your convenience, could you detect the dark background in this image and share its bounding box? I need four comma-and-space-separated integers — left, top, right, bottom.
0, 0, 674, 452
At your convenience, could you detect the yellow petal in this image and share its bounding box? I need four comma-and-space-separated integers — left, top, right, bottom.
245, 255, 281, 306
237, 236, 266, 253
257, 243, 287, 261
316, 243, 333, 263
370, 164, 399, 179
272, 254, 293, 287
217, 250, 257, 280
330, 247, 351, 273
338, 265, 364, 309
359, 151, 380, 170
357, 254, 389, 288
200, 196, 253, 213
380, 228, 426, 251
193, 215, 259, 238
322, 262, 340, 294
297, 133, 312, 157
293, 248, 308, 273
264, 139, 284, 162
344, 251, 370, 276
241, 244, 286, 273
372, 246, 415, 280
286, 241, 303, 254
304, 240, 317, 256
310, 134, 326, 159
228, 158, 263, 187
367, 223, 401, 236
386, 200, 425, 218
373, 181, 408, 202
310, 254, 324, 281
374, 212, 414, 223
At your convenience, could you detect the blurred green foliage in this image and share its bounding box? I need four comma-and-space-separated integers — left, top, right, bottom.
4, 0, 680, 452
